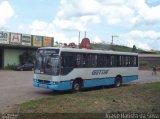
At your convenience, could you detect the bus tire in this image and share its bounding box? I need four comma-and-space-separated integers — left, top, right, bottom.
72, 81, 81, 92
115, 76, 122, 87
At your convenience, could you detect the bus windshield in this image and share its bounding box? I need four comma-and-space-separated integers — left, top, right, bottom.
34, 49, 60, 75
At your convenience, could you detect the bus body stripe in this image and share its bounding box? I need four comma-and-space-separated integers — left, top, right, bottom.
33, 75, 138, 91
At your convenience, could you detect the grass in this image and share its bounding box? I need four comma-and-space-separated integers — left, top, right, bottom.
10, 82, 160, 118
8, 82, 160, 119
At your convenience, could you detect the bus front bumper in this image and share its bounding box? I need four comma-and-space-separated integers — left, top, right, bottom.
33, 79, 72, 91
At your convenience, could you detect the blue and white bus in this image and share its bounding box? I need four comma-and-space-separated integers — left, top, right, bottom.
33, 47, 138, 91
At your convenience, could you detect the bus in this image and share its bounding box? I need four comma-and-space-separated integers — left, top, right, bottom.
33, 47, 138, 92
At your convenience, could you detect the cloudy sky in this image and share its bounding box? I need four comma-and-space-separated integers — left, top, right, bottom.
1, 0, 160, 50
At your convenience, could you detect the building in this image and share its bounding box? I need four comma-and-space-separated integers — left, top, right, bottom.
139, 54, 160, 67
0, 31, 54, 69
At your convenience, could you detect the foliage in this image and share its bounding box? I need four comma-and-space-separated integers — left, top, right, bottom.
4, 64, 16, 70
92, 43, 158, 53
19, 51, 35, 64
132, 45, 137, 52
139, 61, 149, 66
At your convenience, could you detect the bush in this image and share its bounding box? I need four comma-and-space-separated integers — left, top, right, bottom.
19, 51, 35, 65
4, 64, 16, 70
139, 61, 148, 66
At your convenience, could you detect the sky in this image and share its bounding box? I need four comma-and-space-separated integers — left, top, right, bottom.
1, 0, 160, 50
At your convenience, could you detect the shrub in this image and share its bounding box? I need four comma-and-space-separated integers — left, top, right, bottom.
4, 64, 16, 70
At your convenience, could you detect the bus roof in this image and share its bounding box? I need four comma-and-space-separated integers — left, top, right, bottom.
38, 47, 138, 56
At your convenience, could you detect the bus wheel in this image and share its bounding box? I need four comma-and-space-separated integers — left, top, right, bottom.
115, 76, 122, 87
72, 81, 81, 92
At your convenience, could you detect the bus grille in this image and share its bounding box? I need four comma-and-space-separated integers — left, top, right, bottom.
38, 80, 50, 84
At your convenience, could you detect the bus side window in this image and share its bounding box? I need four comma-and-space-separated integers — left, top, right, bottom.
133, 56, 137, 66
121, 56, 125, 67
92, 54, 97, 67
119, 55, 122, 66
76, 54, 83, 67
125, 56, 129, 66
86, 54, 90, 67
88, 54, 97, 67
61, 52, 76, 75
82, 54, 87, 67
110, 55, 114, 67
97, 54, 103, 67
107, 55, 111, 67
83, 58, 86, 67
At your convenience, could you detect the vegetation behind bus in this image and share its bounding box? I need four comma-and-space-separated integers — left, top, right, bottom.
92, 43, 159, 53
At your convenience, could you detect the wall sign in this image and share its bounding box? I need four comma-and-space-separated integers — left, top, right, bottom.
10, 32, 21, 45
32, 35, 43, 47
22, 34, 31, 46
0, 31, 10, 44
43, 36, 53, 47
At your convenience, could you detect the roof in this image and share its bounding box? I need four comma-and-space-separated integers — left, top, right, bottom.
39, 47, 138, 56
139, 54, 160, 58
0, 43, 38, 49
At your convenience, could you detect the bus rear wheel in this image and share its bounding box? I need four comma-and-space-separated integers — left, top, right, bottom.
115, 76, 122, 87
72, 81, 81, 92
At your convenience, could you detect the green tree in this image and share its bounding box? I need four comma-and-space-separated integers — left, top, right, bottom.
132, 45, 137, 52
19, 51, 35, 64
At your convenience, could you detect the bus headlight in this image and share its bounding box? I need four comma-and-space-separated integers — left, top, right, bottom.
33, 79, 37, 82
51, 81, 59, 84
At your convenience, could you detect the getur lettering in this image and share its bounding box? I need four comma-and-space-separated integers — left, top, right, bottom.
92, 70, 109, 75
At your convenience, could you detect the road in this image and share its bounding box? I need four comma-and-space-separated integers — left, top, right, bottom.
0, 70, 53, 113
134, 70, 160, 84
0, 70, 160, 113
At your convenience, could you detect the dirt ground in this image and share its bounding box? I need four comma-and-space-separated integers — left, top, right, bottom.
0, 70, 160, 113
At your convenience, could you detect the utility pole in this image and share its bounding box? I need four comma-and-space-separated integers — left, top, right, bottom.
84, 32, 86, 38
78, 32, 80, 48
111, 35, 119, 45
